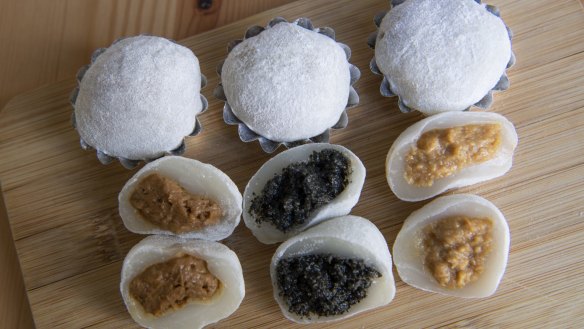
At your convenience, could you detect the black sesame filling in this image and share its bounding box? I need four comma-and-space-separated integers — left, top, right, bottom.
276, 254, 381, 318
250, 149, 350, 232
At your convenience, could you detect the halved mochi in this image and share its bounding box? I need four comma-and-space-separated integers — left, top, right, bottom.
119, 156, 242, 241
393, 194, 510, 298
386, 112, 518, 201
271, 215, 395, 323
120, 235, 245, 329
243, 143, 366, 244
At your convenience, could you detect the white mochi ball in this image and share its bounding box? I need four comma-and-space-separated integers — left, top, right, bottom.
75, 36, 203, 160
222, 22, 351, 142
375, 0, 511, 114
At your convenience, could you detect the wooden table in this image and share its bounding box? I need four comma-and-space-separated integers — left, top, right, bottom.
0, 1, 295, 328
1, 0, 584, 328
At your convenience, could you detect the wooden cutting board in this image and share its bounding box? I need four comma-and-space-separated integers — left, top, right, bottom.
1, 0, 583, 327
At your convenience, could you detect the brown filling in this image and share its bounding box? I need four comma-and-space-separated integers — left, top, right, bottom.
129, 254, 220, 316
404, 124, 502, 187
130, 173, 223, 234
423, 216, 493, 289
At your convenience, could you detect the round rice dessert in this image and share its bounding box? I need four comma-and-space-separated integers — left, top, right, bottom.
372, 0, 513, 114
72, 35, 206, 166
218, 18, 359, 151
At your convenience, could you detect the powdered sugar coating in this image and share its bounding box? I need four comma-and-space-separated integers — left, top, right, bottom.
375, 0, 511, 114
75, 36, 203, 160
222, 23, 351, 142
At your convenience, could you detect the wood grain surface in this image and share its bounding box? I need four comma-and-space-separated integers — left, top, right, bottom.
0, 183, 34, 329
1, 0, 583, 328
0, 1, 295, 328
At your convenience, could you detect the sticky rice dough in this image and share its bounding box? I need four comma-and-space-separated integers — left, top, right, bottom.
386, 112, 518, 201
271, 215, 396, 323
243, 143, 366, 244
74, 35, 205, 161
121, 236, 245, 329
374, 0, 512, 114
221, 22, 351, 142
119, 156, 242, 241
393, 194, 510, 298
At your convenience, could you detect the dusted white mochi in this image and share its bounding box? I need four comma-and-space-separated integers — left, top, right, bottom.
271, 215, 396, 323
375, 0, 511, 114
222, 22, 351, 142
393, 194, 510, 298
75, 36, 203, 160
120, 235, 245, 329
119, 156, 242, 241
243, 143, 366, 244
386, 112, 518, 202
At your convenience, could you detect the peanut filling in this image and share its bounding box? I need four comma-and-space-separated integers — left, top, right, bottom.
405, 124, 502, 187
423, 216, 493, 289
130, 173, 222, 233
129, 254, 220, 316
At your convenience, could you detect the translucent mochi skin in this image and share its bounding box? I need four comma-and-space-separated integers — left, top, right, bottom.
243, 143, 366, 244
120, 236, 245, 329
386, 112, 518, 202
119, 156, 242, 241
393, 194, 510, 298
271, 216, 396, 323
375, 0, 512, 114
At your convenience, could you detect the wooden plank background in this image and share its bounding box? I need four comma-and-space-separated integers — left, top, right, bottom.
1, 0, 584, 328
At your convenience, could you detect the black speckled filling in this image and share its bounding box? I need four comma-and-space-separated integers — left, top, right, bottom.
276, 254, 381, 318
250, 149, 350, 232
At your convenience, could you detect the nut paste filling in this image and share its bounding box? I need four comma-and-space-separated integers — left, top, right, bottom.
423, 216, 493, 289
129, 254, 221, 316
276, 254, 381, 318
130, 173, 223, 234
405, 124, 502, 187
250, 149, 350, 232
